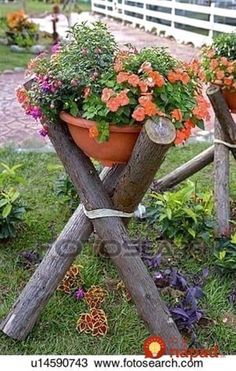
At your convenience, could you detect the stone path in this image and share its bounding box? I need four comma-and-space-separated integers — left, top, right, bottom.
0, 12, 216, 150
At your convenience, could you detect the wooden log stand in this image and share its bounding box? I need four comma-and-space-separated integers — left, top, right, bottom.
1, 117, 184, 349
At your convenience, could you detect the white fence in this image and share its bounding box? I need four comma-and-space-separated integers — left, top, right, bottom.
91, 0, 236, 46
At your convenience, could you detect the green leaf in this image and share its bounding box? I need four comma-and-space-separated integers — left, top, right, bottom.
2, 203, 12, 218
184, 207, 198, 223
69, 102, 79, 117
0, 199, 8, 208
187, 228, 196, 238
166, 208, 172, 220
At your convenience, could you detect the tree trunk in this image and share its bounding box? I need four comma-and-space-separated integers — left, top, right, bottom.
152, 146, 214, 192
1, 119, 182, 348
214, 118, 230, 237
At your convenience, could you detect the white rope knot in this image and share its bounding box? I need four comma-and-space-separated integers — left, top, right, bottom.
214, 139, 236, 149
82, 205, 134, 219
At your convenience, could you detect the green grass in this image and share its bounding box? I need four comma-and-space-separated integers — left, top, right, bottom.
0, 144, 236, 355
0, 1, 91, 18
0, 44, 33, 71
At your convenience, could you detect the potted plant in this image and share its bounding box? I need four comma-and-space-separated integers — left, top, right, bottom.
201, 32, 236, 113
17, 22, 209, 166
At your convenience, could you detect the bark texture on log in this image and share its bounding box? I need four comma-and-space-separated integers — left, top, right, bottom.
113, 118, 175, 212
152, 146, 214, 192
207, 85, 236, 160
214, 118, 230, 237
1, 119, 181, 346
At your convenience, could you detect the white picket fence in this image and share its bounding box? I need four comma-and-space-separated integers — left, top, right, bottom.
91, 0, 236, 47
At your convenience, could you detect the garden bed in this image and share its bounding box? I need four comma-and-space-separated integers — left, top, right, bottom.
0, 144, 235, 354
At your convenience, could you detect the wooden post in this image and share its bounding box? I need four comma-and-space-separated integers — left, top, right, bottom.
214, 118, 230, 237
1, 118, 183, 347
207, 85, 236, 159
152, 146, 214, 192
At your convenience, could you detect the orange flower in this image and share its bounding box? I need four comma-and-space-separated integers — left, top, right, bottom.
139, 61, 153, 73
220, 57, 229, 66
143, 101, 159, 116
16, 86, 28, 104
174, 130, 187, 145
180, 72, 190, 85
216, 70, 225, 80
138, 95, 152, 106
117, 72, 130, 84
83, 86, 91, 98
210, 59, 218, 70
132, 106, 146, 122
171, 109, 183, 122
149, 71, 165, 88
192, 96, 210, 121
227, 65, 235, 74
89, 125, 99, 139
101, 88, 114, 103
128, 74, 140, 87
184, 119, 195, 129
117, 90, 129, 106
138, 80, 149, 93
168, 70, 178, 83
206, 49, 215, 59
114, 59, 123, 73
106, 97, 120, 112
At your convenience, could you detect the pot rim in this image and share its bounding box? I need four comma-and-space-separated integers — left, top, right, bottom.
60, 111, 142, 133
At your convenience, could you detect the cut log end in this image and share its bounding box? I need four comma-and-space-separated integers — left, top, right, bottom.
206, 85, 220, 96
145, 117, 176, 145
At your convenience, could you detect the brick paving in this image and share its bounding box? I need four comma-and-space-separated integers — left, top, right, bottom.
0, 14, 215, 149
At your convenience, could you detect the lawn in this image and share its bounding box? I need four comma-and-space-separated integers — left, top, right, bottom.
0, 1, 91, 18
0, 44, 33, 71
0, 143, 236, 355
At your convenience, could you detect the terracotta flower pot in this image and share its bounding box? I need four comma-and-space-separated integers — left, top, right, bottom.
60, 112, 142, 167
222, 89, 236, 114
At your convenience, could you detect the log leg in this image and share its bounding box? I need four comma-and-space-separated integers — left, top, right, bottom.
151, 145, 214, 192
207, 85, 236, 160
214, 118, 230, 237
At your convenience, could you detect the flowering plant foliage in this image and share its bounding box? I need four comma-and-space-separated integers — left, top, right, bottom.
17, 22, 209, 144
6, 10, 38, 47
201, 32, 236, 91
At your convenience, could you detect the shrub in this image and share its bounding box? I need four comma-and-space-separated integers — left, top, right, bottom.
55, 173, 79, 211
0, 163, 26, 240
147, 181, 214, 247
6, 10, 39, 47
214, 235, 236, 272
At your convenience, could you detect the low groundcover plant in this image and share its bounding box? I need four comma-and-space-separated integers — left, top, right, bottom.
17, 22, 210, 144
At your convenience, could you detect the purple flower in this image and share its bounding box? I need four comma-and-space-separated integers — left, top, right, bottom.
74, 288, 85, 300
27, 106, 42, 120
38, 127, 48, 137
51, 43, 61, 54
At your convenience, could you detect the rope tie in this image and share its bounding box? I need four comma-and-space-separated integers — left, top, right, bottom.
214, 139, 236, 149
83, 205, 134, 219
